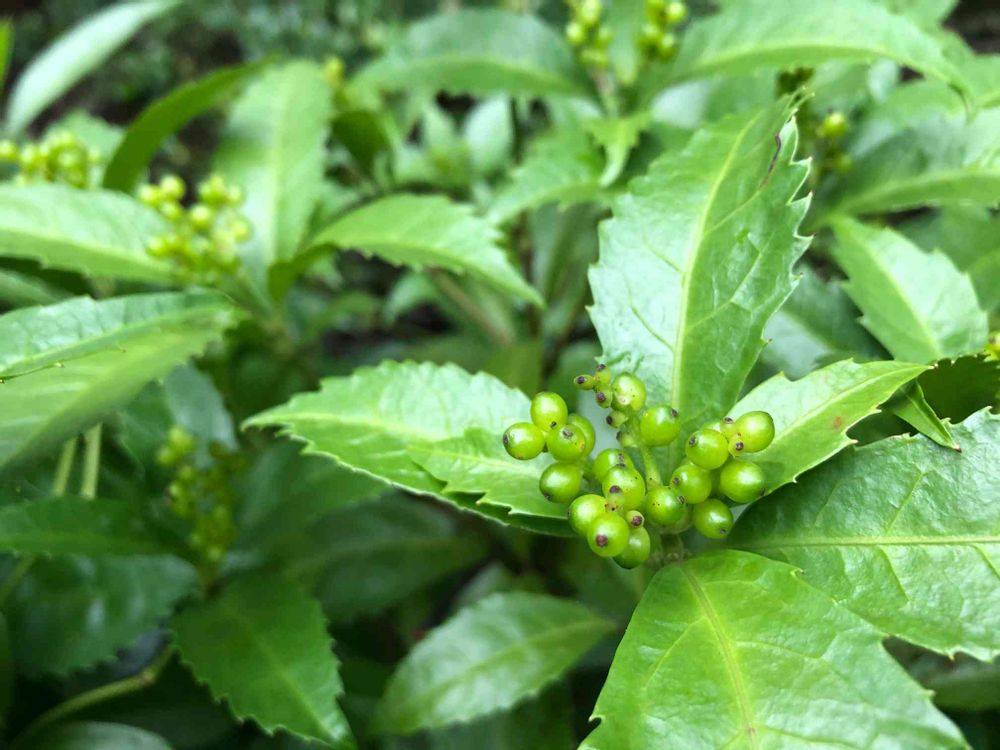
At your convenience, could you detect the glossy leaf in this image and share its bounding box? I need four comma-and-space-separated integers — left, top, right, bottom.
832, 217, 988, 362
0, 292, 234, 474
358, 9, 590, 98
890, 383, 958, 450
4, 0, 177, 133
730, 359, 927, 491
733, 410, 1000, 660
172, 575, 353, 748
584, 551, 963, 749
104, 62, 263, 191
16, 721, 172, 750
0, 185, 172, 283
590, 101, 809, 447
373, 592, 611, 734
6, 555, 197, 676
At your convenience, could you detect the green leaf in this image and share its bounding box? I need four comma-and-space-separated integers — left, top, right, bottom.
16, 722, 171, 750
890, 383, 958, 450
0, 21, 10, 94
919, 355, 1000, 423
761, 266, 885, 379
0, 185, 172, 283
585, 113, 651, 188
0, 497, 172, 555
213, 61, 332, 296
0, 291, 234, 474
6, 555, 197, 676
104, 62, 263, 191
646, 0, 965, 98
4, 0, 178, 133
960, 53, 1000, 108
299, 194, 541, 306
486, 131, 605, 226
871, 0, 957, 24
731, 359, 927, 491
357, 9, 591, 98
584, 550, 963, 749
272, 497, 487, 622
831, 217, 989, 362
732, 410, 1000, 660
0, 268, 67, 309
373, 592, 610, 734
0, 614, 10, 723
589, 101, 809, 447
604, 1, 645, 86
172, 575, 353, 748
408, 428, 567, 527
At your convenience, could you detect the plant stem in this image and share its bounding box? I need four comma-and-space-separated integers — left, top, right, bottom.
626, 418, 662, 486
79, 424, 102, 500
430, 270, 512, 347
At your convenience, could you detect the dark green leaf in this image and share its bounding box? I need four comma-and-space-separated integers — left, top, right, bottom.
916, 655, 1000, 711
0, 269, 67, 309
919, 355, 1000, 422
16, 722, 171, 750
585, 113, 651, 187
0, 614, 10, 723
890, 383, 958, 450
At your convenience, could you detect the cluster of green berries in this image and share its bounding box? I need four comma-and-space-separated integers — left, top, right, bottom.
324, 56, 346, 89
564, 0, 613, 69
0, 131, 102, 188
986, 331, 999, 360
503, 365, 776, 569
638, 0, 687, 62
157, 425, 245, 564
140, 174, 251, 284
776, 67, 852, 175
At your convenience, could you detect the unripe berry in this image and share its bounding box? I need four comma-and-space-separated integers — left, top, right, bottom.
531, 391, 568, 432
645, 486, 686, 526
657, 32, 678, 59
606, 410, 628, 429
189, 203, 215, 232
615, 525, 651, 569
546, 424, 588, 461
324, 56, 346, 87
139, 184, 163, 206
0, 140, 18, 161
625, 509, 645, 527
565, 20, 586, 47
611, 373, 646, 411
719, 460, 766, 504
640, 405, 680, 446
720, 415, 738, 438
602, 466, 646, 512
574, 374, 595, 390
567, 414, 596, 454
579, 0, 602, 28
661, 503, 693, 534
594, 390, 612, 409
692, 498, 733, 539
670, 463, 712, 504
587, 512, 630, 557
818, 111, 848, 141
733, 411, 775, 453
594, 27, 613, 48
503, 422, 545, 460
664, 1, 688, 25
539, 462, 582, 504
593, 448, 634, 481
685, 428, 729, 469
593, 363, 612, 387
159, 201, 184, 223
160, 174, 186, 200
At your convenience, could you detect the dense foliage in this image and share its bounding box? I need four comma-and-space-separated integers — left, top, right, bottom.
0, 0, 998, 748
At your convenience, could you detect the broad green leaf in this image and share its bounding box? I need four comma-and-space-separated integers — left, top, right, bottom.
373, 592, 611, 734
585, 113, 651, 187
4, 0, 177, 133
300, 194, 541, 306
357, 10, 591, 98
0, 268, 66, 308
584, 550, 963, 749
589, 101, 809, 448
487, 131, 604, 226
832, 218, 988, 362
172, 575, 353, 748
733, 410, 1000, 660
645, 0, 964, 98
272, 496, 487, 622
5, 555, 197, 676
214, 61, 331, 295
919, 355, 1000, 423
890, 383, 958, 450
604, 1, 645, 86
0, 292, 234, 474
761, 266, 884, 379
0, 497, 171, 555
960, 53, 1000, 108
0, 185, 172, 283
408, 428, 567, 526
872, 0, 957, 23
17, 722, 171, 750
463, 97, 513, 177
104, 62, 263, 191
731, 359, 927, 491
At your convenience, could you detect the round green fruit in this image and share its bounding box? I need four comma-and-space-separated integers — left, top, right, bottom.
692, 499, 734, 539
645, 486, 686, 526
625, 509, 645, 528
546, 425, 588, 462
719, 460, 765, 505
640, 405, 681, 446
502, 422, 545, 460
568, 494, 606, 536
539, 463, 583, 504
593, 448, 634, 482
530, 391, 568, 432
567, 414, 596, 454
661, 504, 693, 534
734, 411, 775, 453
587, 512, 630, 557
602, 466, 646, 511
685, 428, 730, 469
611, 373, 647, 411
669, 463, 712, 504
614, 526, 651, 569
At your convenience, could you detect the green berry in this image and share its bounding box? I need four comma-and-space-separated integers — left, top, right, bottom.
734, 411, 775, 453
661, 503, 693, 534
606, 410, 628, 429
160, 174, 186, 200
579, 0, 602, 27
547, 424, 588, 461
670, 463, 712, 504
0, 140, 18, 161
189, 204, 215, 231
645, 486, 686, 526
692, 498, 733, 539
720, 416, 739, 438
503, 422, 545, 460
593, 363, 612, 387
574, 374, 595, 390
587, 512, 630, 557
685, 428, 729, 469
719, 460, 766, 505
611, 373, 647, 411
566, 20, 587, 47
568, 414, 596, 454
656, 32, 678, 59
540, 463, 583, 504
614, 525, 651, 569
593, 448, 634, 481
139, 184, 162, 206
640, 405, 680, 446
664, 1, 688, 25
728, 433, 746, 456
595, 27, 613, 48
594, 389, 612, 409
324, 56, 346, 87
602, 466, 646, 512
625, 509, 645, 527
818, 111, 848, 140
530, 391, 568, 432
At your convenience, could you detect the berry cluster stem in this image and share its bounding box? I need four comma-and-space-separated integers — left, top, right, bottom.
627, 418, 662, 487
79, 423, 102, 500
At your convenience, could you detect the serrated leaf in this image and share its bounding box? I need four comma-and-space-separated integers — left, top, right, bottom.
0, 292, 234, 474
730, 359, 927, 491
584, 550, 963, 749
373, 592, 610, 735
0, 497, 171, 555
832, 217, 989, 362
585, 113, 651, 187
890, 383, 958, 450
589, 101, 809, 448
300, 194, 541, 306
0, 185, 172, 283
487, 131, 605, 226
272, 497, 487, 622
646, 0, 965, 98
4, 0, 177, 133
357, 9, 591, 98
172, 575, 353, 748
5, 555, 197, 677
761, 266, 885, 379
214, 61, 331, 296
16, 721, 172, 750
104, 62, 263, 191
408, 428, 566, 526
733, 410, 1000, 660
